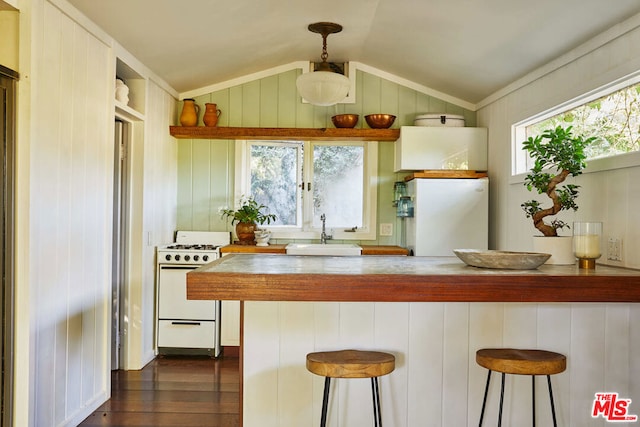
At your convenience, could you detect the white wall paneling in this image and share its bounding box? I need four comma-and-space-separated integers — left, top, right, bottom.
15, 0, 179, 424
244, 302, 640, 427
29, 1, 112, 425
468, 20, 640, 427
138, 79, 178, 367
478, 22, 640, 269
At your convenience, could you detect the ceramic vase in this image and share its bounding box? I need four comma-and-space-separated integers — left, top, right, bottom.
180, 98, 199, 126
203, 103, 222, 127
532, 236, 574, 265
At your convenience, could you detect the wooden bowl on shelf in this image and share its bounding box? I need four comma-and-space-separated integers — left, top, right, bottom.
331, 114, 359, 128
365, 114, 396, 129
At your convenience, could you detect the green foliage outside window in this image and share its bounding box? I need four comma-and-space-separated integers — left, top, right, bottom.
250, 144, 298, 226
248, 142, 366, 229
526, 82, 640, 160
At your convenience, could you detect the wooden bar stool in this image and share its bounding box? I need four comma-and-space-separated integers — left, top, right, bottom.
306, 349, 395, 427
476, 348, 566, 427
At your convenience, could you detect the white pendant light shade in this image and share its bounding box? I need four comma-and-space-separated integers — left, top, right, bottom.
296, 70, 350, 106
298, 22, 351, 106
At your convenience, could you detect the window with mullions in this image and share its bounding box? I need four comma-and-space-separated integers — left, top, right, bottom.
236, 140, 378, 239
248, 142, 302, 227
514, 78, 640, 175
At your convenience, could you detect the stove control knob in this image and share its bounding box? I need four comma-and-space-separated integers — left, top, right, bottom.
193, 255, 200, 262
165, 254, 171, 261
175, 255, 181, 261
184, 255, 190, 261
203, 255, 209, 262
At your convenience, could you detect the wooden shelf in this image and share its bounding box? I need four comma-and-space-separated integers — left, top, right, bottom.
169, 126, 400, 141
404, 170, 488, 180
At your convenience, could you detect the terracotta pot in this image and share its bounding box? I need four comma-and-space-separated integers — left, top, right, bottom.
235, 222, 257, 245
203, 103, 222, 127
179, 99, 199, 126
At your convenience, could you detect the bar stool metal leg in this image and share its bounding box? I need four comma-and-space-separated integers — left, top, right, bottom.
479, 373, 559, 427
479, 370, 492, 426
532, 375, 536, 426
498, 372, 505, 427
371, 377, 382, 427
320, 377, 331, 427
547, 375, 558, 427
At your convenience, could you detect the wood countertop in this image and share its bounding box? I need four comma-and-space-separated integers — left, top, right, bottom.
220, 244, 409, 255
361, 245, 409, 255
187, 254, 640, 303
221, 244, 288, 254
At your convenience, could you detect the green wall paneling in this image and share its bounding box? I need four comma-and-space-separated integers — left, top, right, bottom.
277, 70, 298, 127
176, 67, 477, 244
176, 139, 195, 229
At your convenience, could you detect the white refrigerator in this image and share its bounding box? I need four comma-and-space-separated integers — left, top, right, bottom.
404, 177, 489, 256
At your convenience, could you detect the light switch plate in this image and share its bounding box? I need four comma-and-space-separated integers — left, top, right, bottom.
607, 237, 622, 261
380, 223, 393, 236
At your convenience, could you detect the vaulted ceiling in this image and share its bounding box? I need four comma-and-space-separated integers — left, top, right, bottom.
67, 0, 640, 104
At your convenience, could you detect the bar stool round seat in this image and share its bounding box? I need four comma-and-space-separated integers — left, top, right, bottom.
476, 348, 567, 427
306, 349, 395, 427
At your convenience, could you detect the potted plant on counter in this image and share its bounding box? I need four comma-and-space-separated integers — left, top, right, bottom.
221, 196, 277, 245
521, 125, 596, 263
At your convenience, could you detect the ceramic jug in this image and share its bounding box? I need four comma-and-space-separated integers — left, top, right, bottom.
179, 98, 199, 126
203, 103, 222, 127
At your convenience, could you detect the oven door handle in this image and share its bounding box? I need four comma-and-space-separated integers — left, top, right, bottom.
170, 321, 202, 326
158, 265, 198, 271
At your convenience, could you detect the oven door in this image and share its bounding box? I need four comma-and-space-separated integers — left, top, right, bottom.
158, 265, 216, 320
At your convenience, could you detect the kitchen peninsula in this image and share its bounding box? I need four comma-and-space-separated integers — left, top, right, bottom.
188, 255, 640, 427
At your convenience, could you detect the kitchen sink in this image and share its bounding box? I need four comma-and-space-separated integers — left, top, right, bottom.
285, 243, 362, 256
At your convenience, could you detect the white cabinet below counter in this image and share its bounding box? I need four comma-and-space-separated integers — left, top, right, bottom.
220, 301, 240, 346
394, 126, 487, 172
220, 252, 241, 347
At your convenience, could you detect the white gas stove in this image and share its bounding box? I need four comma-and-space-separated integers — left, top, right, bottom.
155, 231, 231, 357
157, 231, 231, 265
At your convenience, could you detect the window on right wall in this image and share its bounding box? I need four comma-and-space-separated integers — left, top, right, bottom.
513, 75, 640, 175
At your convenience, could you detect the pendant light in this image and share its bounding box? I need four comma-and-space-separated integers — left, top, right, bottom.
296, 22, 351, 106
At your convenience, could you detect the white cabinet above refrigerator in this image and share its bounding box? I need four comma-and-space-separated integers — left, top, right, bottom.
394, 126, 488, 172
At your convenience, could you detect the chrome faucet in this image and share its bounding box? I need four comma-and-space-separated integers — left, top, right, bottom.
320, 213, 332, 244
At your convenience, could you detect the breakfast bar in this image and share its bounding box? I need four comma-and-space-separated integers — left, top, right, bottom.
187, 254, 640, 426
188, 254, 640, 303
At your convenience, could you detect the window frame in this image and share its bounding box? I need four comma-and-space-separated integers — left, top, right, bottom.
234, 139, 378, 240
511, 70, 640, 183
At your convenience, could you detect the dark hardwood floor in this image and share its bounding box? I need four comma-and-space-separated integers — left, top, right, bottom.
79, 354, 240, 427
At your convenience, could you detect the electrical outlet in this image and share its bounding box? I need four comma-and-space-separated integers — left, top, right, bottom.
607, 237, 622, 261
379, 223, 393, 236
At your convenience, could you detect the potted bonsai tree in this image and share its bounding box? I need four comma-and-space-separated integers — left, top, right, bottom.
521, 125, 596, 263
221, 196, 277, 244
